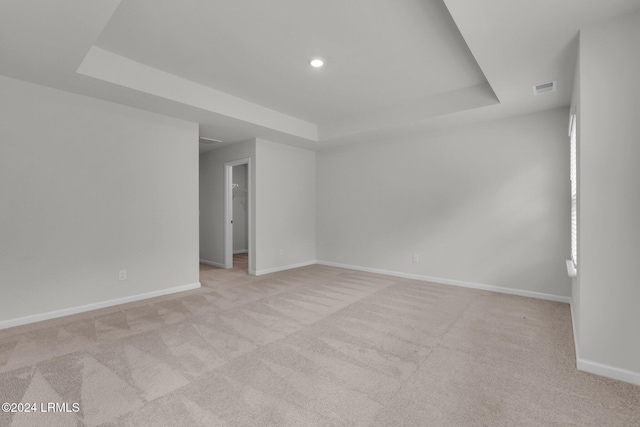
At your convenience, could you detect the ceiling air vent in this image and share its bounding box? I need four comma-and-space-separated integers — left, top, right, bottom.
199, 137, 223, 145
533, 81, 557, 96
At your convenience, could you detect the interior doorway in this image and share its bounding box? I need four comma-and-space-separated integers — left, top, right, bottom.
224, 158, 251, 271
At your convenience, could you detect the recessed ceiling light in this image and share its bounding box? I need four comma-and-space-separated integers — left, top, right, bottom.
310, 58, 324, 68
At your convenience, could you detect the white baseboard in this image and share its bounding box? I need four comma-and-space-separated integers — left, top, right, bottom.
254, 260, 317, 276
320, 261, 639, 385
200, 259, 225, 268
233, 249, 248, 254
0, 282, 201, 330
570, 298, 640, 386
577, 358, 640, 386
316, 260, 571, 303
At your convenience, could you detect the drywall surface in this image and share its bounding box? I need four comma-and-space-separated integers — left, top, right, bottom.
0, 75, 199, 323
232, 164, 249, 252
570, 47, 581, 344
317, 108, 571, 297
199, 140, 256, 270
255, 139, 316, 273
578, 10, 640, 374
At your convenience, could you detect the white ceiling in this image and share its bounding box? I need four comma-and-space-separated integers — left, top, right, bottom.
96, 0, 488, 125
1, 0, 639, 152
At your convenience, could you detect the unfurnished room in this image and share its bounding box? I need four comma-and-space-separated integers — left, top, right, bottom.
1, 0, 639, 426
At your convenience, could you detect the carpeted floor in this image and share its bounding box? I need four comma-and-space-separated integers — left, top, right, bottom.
1, 256, 639, 426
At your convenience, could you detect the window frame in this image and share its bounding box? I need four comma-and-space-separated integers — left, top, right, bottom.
569, 110, 577, 270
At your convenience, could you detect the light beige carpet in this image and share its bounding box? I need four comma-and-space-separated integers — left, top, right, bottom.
1, 258, 639, 426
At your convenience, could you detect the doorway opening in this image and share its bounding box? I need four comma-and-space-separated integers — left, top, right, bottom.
224, 158, 251, 272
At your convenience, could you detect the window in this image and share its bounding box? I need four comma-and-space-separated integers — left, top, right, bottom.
569, 110, 577, 267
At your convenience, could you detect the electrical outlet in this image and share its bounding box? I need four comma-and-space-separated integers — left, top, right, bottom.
119, 270, 127, 281
278, 248, 284, 256
412, 254, 420, 263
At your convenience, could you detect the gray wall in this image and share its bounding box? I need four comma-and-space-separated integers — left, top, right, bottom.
232, 164, 249, 252
576, 10, 640, 375
570, 48, 581, 343
0, 75, 200, 324
317, 108, 571, 297
255, 139, 316, 273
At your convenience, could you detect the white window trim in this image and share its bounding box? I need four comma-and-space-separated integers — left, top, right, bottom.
567, 108, 577, 277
